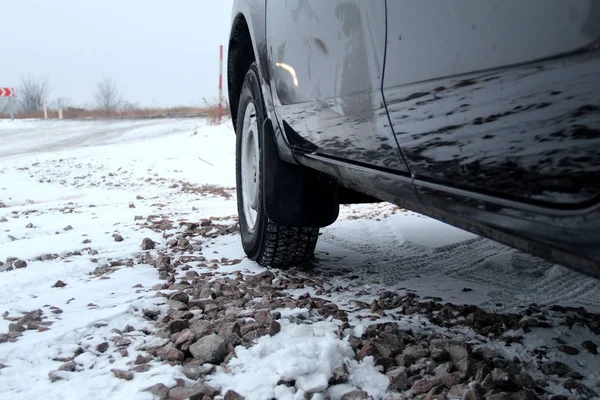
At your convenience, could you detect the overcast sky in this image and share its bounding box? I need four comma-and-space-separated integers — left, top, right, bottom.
0, 0, 234, 108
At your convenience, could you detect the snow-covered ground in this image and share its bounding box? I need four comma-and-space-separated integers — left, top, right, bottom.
1, 118, 599, 400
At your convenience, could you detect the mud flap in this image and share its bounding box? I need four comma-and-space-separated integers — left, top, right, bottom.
262, 118, 339, 228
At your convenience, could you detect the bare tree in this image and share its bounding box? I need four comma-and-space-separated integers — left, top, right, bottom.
19, 75, 50, 112
51, 97, 72, 110
94, 77, 122, 116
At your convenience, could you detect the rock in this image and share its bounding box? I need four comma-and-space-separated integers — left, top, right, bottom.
58, 361, 76, 371
167, 300, 188, 311
14, 259, 27, 269
182, 363, 215, 380
144, 383, 170, 400
48, 371, 63, 382
113, 234, 124, 242
169, 291, 190, 304
96, 342, 109, 353
394, 354, 415, 367
254, 309, 272, 325
430, 347, 450, 362
157, 347, 185, 362
63, 225, 73, 231
447, 344, 469, 363
168, 386, 207, 400
412, 378, 433, 394
111, 369, 133, 380
113, 336, 132, 347
0, 217, 7, 222
582, 340, 598, 355
268, 320, 281, 336
189, 334, 227, 364
190, 320, 213, 339
169, 319, 190, 334
224, 390, 245, 400
540, 361, 570, 377
330, 364, 349, 385
135, 354, 152, 365
174, 329, 196, 351
341, 390, 370, 400
558, 345, 579, 355
143, 307, 161, 319
403, 345, 429, 360
26, 222, 33, 228
387, 366, 408, 391
358, 343, 378, 360
53, 280, 67, 288
141, 238, 155, 250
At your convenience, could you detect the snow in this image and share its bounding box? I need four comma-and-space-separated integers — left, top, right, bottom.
1, 117, 599, 399
209, 320, 389, 400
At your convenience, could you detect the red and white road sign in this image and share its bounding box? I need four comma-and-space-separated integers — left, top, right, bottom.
0, 88, 15, 97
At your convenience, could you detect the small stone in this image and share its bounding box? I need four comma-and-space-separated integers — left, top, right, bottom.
167, 299, 188, 311
142, 307, 161, 319
14, 259, 27, 269
144, 383, 169, 400
447, 344, 468, 363
189, 334, 227, 364
358, 343, 378, 360
341, 390, 370, 400
53, 280, 67, 288
63, 225, 73, 231
113, 336, 132, 347
157, 347, 184, 362
403, 345, 428, 360
131, 364, 152, 373
330, 364, 349, 385
169, 291, 189, 304
58, 361, 76, 372
141, 238, 155, 250
82, 239, 91, 244
190, 320, 214, 339
268, 320, 281, 336
582, 340, 598, 355
169, 319, 190, 334
200, 219, 212, 227
540, 361, 570, 377
96, 342, 109, 353
111, 369, 133, 380
173, 329, 196, 351
557, 344, 579, 355
26, 222, 34, 228
135, 354, 152, 365
182, 362, 215, 380
113, 234, 124, 242
224, 390, 245, 400
412, 379, 433, 394
387, 366, 408, 391
394, 354, 414, 367
48, 371, 63, 382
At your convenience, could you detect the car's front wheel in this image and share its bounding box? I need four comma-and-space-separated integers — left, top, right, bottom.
236, 62, 319, 267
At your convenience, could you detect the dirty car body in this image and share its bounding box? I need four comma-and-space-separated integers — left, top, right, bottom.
228, 0, 600, 278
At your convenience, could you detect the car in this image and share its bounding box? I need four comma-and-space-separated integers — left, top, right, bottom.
226, 0, 600, 278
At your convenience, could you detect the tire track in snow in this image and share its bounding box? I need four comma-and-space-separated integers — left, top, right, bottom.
313, 212, 600, 313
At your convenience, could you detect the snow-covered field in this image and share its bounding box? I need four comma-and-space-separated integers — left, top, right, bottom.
1, 118, 599, 400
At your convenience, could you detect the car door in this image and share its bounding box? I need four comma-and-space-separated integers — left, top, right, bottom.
383, 0, 600, 207
266, 0, 409, 173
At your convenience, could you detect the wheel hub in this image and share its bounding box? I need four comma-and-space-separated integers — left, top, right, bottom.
241, 102, 260, 232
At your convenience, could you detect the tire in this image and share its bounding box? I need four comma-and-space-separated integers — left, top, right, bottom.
236, 62, 319, 267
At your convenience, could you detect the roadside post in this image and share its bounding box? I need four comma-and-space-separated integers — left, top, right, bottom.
218, 44, 223, 123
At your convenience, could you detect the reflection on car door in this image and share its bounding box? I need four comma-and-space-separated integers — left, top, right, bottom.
384, 0, 600, 207
266, 0, 409, 173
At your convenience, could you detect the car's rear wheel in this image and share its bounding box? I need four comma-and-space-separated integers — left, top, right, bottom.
236, 62, 319, 267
